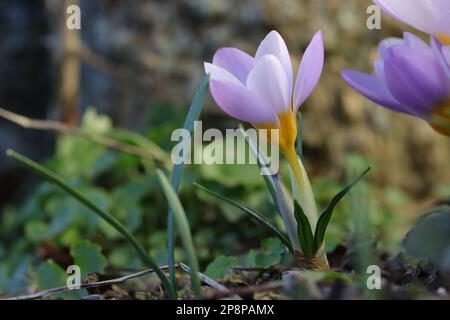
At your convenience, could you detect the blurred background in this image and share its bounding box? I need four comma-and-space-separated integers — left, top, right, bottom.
0, 0, 449, 297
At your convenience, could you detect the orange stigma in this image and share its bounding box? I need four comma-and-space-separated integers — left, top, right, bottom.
437, 34, 450, 45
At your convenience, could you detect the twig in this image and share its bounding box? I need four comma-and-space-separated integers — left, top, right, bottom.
0, 107, 169, 164
5, 262, 235, 300
177, 262, 233, 296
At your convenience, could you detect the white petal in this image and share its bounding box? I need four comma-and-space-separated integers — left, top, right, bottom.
255, 31, 293, 89
247, 54, 291, 115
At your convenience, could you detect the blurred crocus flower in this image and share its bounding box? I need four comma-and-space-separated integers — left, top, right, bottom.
374, 0, 450, 44
204, 30, 323, 158
342, 33, 450, 135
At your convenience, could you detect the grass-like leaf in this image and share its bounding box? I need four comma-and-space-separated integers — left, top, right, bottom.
314, 167, 371, 250
195, 183, 293, 253
237, 125, 277, 202
294, 201, 315, 258
167, 75, 209, 287
158, 170, 201, 296
6, 149, 176, 299
239, 126, 299, 250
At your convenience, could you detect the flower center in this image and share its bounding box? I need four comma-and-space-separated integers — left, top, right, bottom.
255, 110, 297, 153
430, 100, 450, 136
437, 34, 450, 45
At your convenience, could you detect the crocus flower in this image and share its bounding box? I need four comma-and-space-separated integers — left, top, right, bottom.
204, 30, 324, 227
374, 0, 450, 44
204, 31, 324, 155
342, 33, 450, 135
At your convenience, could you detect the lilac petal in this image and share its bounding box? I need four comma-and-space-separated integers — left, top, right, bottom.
443, 46, 450, 65
255, 31, 293, 89
378, 37, 404, 59
204, 62, 242, 86
384, 45, 450, 117
209, 79, 277, 124
212, 47, 255, 84
431, 37, 450, 77
374, 0, 442, 35
341, 70, 414, 115
403, 33, 433, 55
431, 0, 450, 36
293, 31, 324, 111
247, 54, 291, 115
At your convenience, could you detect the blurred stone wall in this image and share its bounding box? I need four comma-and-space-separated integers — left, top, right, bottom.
0, 0, 53, 203
0, 0, 449, 201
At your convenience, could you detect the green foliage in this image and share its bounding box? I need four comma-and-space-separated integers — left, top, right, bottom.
204, 238, 284, 279
292, 168, 370, 258
167, 75, 209, 290
404, 206, 450, 270
204, 256, 237, 279
8, 149, 175, 298
294, 201, 315, 258
71, 241, 107, 277
195, 183, 292, 252
157, 170, 201, 296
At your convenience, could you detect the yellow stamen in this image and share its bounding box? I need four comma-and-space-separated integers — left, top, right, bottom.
430, 101, 450, 136
437, 34, 450, 45
255, 110, 297, 152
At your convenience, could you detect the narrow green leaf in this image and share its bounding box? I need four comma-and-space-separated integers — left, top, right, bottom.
158, 170, 201, 296
314, 167, 371, 250
195, 183, 293, 253
294, 201, 315, 258
6, 149, 176, 299
238, 125, 277, 202
168, 75, 209, 288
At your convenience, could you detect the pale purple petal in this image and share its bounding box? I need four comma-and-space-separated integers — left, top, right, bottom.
431, 37, 450, 77
374, 0, 442, 35
209, 79, 277, 124
212, 48, 255, 84
443, 46, 450, 65
341, 70, 414, 115
403, 33, 433, 55
378, 37, 404, 59
204, 62, 242, 86
247, 54, 291, 115
255, 31, 293, 89
384, 45, 450, 117
431, 0, 450, 36
293, 31, 324, 111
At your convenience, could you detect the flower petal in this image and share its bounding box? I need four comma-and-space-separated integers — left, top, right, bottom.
384, 45, 450, 117
209, 79, 277, 124
403, 32, 433, 55
205, 62, 277, 124
431, 37, 450, 78
374, 0, 442, 35
341, 70, 414, 115
212, 48, 255, 84
431, 0, 450, 36
255, 31, 293, 89
204, 62, 242, 86
378, 37, 404, 59
293, 31, 324, 111
247, 54, 291, 115
443, 46, 450, 65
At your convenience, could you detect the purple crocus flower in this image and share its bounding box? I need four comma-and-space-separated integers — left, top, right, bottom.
342, 33, 450, 136
374, 0, 450, 44
204, 30, 324, 155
